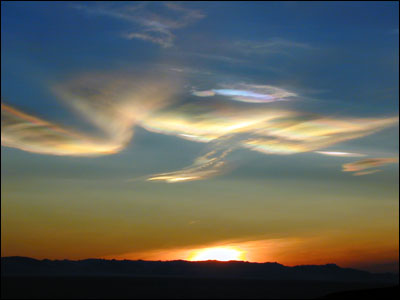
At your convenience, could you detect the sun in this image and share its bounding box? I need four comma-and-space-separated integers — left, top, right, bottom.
189, 247, 245, 262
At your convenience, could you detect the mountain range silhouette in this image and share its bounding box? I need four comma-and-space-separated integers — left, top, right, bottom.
2, 256, 398, 282
2, 257, 398, 299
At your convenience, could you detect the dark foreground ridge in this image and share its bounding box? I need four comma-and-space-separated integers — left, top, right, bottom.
1, 256, 398, 282
2, 257, 399, 299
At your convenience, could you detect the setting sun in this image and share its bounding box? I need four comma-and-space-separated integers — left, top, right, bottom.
189, 247, 246, 262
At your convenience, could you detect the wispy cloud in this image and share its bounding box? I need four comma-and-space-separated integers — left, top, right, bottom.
147, 147, 232, 183
124, 32, 174, 48
180, 38, 312, 66
1, 72, 179, 156
353, 169, 382, 176
74, 2, 205, 48
342, 157, 398, 175
146, 133, 239, 183
168, 66, 212, 76
232, 38, 314, 56
185, 52, 247, 64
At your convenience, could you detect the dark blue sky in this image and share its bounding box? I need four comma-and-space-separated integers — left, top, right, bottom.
2, 2, 398, 114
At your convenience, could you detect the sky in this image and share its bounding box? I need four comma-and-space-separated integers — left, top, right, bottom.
1, 1, 399, 273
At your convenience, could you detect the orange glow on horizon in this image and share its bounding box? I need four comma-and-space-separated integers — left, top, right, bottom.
188, 247, 246, 262
99, 232, 398, 272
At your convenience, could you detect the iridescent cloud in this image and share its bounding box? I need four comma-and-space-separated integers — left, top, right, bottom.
147, 140, 233, 183
1, 103, 121, 156
53, 72, 177, 139
140, 103, 397, 181
192, 83, 297, 103
1, 72, 398, 182
353, 170, 382, 176
314, 151, 366, 157
140, 103, 293, 143
2, 73, 178, 156
343, 157, 398, 174
141, 103, 398, 156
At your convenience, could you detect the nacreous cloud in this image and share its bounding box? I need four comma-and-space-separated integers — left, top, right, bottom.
147, 147, 232, 183
1, 72, 178, 156
192, 83, 297, 103
342, 157, 398, 175
314, 151, 366, 157
353, 170, 382, 176
1, 103, 121, 156
140, 103, 398, 156
1, 72, 398, 182
139, 102, 397, 181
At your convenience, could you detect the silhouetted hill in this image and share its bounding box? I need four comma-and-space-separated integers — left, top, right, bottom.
2, 257, 398, 299
1, 256, 398, 283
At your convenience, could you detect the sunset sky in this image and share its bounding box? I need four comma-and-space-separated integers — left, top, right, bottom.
1, 2, 399, 273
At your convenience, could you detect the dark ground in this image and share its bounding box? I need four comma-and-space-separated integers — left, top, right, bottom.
1, 276, 397, 299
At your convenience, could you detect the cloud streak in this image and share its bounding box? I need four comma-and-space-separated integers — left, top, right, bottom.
232, 38, 314, 56
343, 158, 398, 175
314, 151, 366, 157
147, 147, 232, 183
353, 169, 382, 176
192, 84, 297, 104
74, 2, 205, 48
